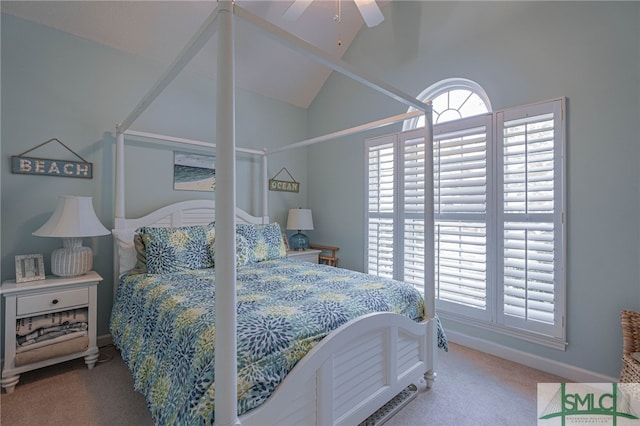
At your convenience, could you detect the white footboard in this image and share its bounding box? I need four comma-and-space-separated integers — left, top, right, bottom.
240, 312, 434, 426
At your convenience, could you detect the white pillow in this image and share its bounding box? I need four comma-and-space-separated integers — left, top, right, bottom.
112, 229, 136, 276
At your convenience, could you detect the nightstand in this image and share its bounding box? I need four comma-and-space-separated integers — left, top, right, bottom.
287, 249, 321, 264
1, 271, 102, 393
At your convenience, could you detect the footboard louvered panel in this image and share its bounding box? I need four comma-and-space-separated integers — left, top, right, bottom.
334, 332, 387, 418
397, 330, 423, 378
271, 374, 317, 426
240, 313, 433, 426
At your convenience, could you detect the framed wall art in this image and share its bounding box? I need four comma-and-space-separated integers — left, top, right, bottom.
173, 151, 216, 192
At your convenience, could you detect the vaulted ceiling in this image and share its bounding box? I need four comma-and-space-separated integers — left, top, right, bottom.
1, 1, 389, 109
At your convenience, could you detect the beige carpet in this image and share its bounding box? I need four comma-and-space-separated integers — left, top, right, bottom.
1, 342, 567, 426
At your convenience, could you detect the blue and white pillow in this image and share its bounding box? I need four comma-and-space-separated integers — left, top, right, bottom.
139, 223, 215, 274
235, 223, 287, 266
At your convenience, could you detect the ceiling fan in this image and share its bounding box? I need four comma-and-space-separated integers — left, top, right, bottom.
282, 0, 384, 28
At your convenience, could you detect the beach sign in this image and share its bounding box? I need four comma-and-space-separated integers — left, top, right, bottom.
11, 138, 93, 179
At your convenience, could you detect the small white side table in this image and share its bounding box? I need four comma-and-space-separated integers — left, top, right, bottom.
1, 271, 102, 393
287, 249, 321, 264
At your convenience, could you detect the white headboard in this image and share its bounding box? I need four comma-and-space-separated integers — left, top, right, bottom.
114, 199, 267, 232
112, 199, 268, 300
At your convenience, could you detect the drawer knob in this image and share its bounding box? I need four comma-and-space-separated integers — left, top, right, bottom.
52, 299, 59, 305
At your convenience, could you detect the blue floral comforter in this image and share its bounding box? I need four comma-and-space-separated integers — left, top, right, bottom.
110, 258, 447, 424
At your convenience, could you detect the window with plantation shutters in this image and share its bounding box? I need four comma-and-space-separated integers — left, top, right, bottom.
497, 100, 565, 339
434, 114, 493, 321
367, 86, 566, 348
367, 135, 396, 279
366, 130, 429, 287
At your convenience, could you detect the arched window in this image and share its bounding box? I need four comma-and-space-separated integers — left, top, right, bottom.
368, 78, 567, 347
403, 78, 492, 130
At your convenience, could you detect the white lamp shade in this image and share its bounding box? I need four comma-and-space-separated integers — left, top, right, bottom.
33, 196, 109, 238
286, 208, 314, 231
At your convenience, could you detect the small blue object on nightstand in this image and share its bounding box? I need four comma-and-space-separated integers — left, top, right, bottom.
286, 208, 313, 251
289, 232, 310, 251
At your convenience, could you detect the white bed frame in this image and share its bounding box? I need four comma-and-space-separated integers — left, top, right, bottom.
113, 2, 436, 425
112, 200, 436, 426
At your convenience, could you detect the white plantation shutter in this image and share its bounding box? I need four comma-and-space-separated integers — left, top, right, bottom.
497, 99, 565, 338
401, 131, 427, 288
367, 135, 397, 279
367, 130, 429, 285
367, 95, 565, 347
433, 114, 493, 319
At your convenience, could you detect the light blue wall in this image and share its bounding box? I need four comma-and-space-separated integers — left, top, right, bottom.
307, 1, 640, 378
0, 14, 309, 351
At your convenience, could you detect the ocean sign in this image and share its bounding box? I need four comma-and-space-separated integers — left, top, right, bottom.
269, 167, 299, 193
269, 179, 300, 193
12, 156, 93, 179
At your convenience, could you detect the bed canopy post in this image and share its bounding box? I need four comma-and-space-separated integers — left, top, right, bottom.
423, 102, 437, 386
423, 102, 434, 317
214, 1, 240, 426
115, 128, 125, 221
262, 151, 268, 222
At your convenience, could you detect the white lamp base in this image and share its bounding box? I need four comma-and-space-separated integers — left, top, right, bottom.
51, 238, 93, 277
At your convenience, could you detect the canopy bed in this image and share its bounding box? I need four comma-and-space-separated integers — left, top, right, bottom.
110, 2, 440, 425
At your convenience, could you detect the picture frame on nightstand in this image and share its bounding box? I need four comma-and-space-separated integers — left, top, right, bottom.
15, 254, 45, 283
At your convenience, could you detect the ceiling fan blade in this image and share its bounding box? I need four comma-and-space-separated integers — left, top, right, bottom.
282, 0, 313, 21
354, 0, 384, 27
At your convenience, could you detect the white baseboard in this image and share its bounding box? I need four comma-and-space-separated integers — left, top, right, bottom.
446, 329, 617, 383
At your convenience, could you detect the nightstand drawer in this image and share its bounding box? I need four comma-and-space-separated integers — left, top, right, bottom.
16, 288, 89, 316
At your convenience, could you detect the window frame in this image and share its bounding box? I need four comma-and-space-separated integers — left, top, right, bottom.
403, 78, 492, 131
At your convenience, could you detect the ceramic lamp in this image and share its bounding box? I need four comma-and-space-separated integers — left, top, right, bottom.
33, 196, 109, 277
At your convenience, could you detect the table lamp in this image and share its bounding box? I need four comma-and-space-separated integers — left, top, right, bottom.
33, 195, 110, 277
286, 208, 313, 251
